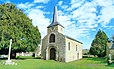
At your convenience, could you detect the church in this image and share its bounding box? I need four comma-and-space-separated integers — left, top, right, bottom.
41, 6, 83, 62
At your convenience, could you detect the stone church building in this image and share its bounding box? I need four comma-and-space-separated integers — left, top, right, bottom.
41, 6, 83, 62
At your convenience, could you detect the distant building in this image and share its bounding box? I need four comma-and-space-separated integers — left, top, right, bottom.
108, 42, 114, 55
41, 6, 83, 62
35, 44, 42, 57
82, 49, 89, 55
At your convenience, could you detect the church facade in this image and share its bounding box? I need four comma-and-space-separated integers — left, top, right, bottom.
41, 6, 83, 62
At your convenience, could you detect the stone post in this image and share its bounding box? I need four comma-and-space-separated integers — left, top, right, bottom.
109, 54, 112, 61
8, 39, 12, 61
4, 39, 17, 65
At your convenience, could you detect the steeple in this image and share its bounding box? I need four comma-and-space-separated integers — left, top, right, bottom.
47, 6, 64, 28
53, 6, 57, 23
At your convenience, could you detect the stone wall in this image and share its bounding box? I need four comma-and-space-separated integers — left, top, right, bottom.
41, 31, 66, 61
65, 37, 82, 62
47, 25, 64, 34
41, 25, 82, 62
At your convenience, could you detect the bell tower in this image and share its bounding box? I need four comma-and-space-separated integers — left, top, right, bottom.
47, 6, 64, 34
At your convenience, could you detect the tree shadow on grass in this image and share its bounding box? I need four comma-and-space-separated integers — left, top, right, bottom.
0, 58, 7, 60
86, 57, 106, 63
15, 56, 41, 60
86, 57, 114, 67
86, 57, 102, 60
105, 62, 114, 67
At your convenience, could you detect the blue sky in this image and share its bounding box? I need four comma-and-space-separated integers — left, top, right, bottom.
0, 0, 114, 49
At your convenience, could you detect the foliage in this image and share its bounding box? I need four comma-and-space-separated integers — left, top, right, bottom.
89, 29, 108, 57
0, 3, 41, 55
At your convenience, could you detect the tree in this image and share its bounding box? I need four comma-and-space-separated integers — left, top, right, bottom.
0, 3, 41, 58
89, 29, 108, 57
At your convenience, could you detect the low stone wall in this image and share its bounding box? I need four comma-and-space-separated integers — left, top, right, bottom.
16, 52, 33, 56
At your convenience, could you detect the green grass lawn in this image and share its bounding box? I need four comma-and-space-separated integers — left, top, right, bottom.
0, 57, 114, 69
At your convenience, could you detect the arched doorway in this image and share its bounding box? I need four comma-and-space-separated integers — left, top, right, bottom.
50, 48, 56, 60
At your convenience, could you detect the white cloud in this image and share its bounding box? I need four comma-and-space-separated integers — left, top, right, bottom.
58, 14, 71, 27
70, 0, 114, 27
71, 0, 83, 4
91, 29, 96, 31
57, 1, 68, 10
70, 0, 113, 32
58, 1, 63, 6
56, 0, 114, 45
34, 0, 50, 3
58, 10, 90, 40
93, 0, 113, 7
57, 9, 88, 39
17, 2, 34, 9
87, 24, 98, 29
61, 5, 69, 10
104, 26, 114, 29
36, 6, 44, 9
65, 26, 90, 39
67, 0, 85, 11
28, 8, 50, 38
16, 0, 114, 47
66, 2, 97, 38
17, 2, 50, 38
97, 6, 114, 26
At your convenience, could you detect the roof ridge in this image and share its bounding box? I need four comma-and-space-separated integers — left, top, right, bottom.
65, 35, 83, 44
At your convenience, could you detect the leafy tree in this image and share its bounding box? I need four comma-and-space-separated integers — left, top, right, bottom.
89, 29, 108, 57
0, 3, 41, 58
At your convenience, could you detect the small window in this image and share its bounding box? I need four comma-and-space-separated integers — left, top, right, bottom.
61, 28, 62, 31
77, 53, 79, 59
68, 42, 70, 50
49, 34, 55, 43
76, 45, 77, 51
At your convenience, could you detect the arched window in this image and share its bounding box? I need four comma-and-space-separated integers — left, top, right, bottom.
49, 34, 55, 43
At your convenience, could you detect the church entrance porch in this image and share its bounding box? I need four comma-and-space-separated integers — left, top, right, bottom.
50, 48, 56, 60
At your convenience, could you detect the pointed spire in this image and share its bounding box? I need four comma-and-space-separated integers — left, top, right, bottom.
47, 6, 64, 28
52, 6, 58, 23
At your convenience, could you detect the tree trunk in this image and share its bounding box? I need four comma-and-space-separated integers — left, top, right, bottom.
11, 52, 16, 59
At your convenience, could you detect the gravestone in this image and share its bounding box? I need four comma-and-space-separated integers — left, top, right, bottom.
109, 54, 112, 61
107, 54, 113, 65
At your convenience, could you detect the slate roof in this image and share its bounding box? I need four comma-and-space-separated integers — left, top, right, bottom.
47, 6, 64, 28
65, 35, 83, 44
47, 22, 64, 28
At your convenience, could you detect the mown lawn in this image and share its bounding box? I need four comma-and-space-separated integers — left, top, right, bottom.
0, 57, 114, 69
